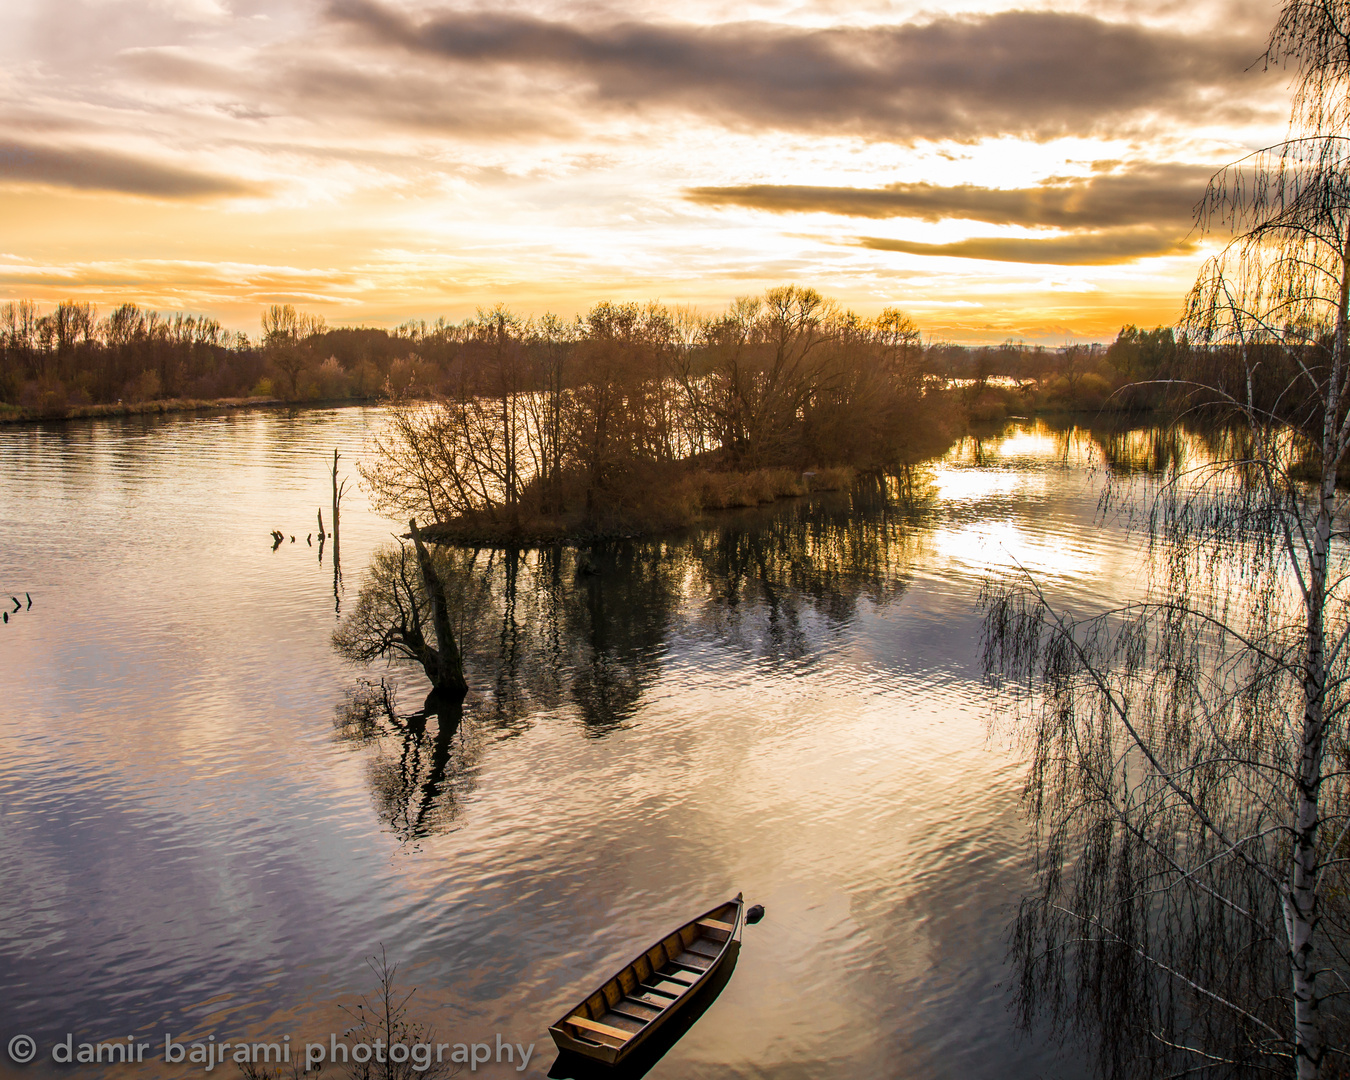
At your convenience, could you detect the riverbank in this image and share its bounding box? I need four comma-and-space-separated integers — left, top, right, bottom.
0, 395, 274, 424
0, 394, 386, 424
962, 377, 1161, 422
413, 465, 861, 547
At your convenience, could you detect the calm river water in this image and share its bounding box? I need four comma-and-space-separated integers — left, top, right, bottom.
0, 408, 1150, 1080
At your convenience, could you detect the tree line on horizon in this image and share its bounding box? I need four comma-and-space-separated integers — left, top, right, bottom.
0, 292, 1180, 418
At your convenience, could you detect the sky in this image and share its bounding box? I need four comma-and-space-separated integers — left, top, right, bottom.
0, 0, 1297, 342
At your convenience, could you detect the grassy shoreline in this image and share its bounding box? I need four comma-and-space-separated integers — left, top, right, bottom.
411, 465, 865, 547
0, 394, 382, 424
0, 384, 1157, 428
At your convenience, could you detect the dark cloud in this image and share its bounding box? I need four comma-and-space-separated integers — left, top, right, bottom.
687, 163, 1215, 229
281, 61, 568, 137
859, 228, 1196, 265
327, 1, 1267, 140
692, 163, 1226, 264
0, 140, 260, 199
120, 46, 572, 140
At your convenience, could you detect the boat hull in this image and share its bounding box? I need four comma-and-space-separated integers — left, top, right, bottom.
548, 895, 744, 1067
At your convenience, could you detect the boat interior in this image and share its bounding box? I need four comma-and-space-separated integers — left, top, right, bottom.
558, 901, 740, 1052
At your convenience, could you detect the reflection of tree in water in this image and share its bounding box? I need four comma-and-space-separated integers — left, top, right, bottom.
442, 542, 687, 735
1081, 420, 1310, 489
334, 476, 931, 837
1091, 424, 1190, 476
968, 416, 1262, 481
334, 679, 482, 842
685, 474, 927, 662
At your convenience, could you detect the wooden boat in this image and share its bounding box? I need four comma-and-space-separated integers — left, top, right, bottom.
548, 894, 744, 1066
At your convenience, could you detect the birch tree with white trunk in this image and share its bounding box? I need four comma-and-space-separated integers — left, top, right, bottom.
982, 5, 1350, 1077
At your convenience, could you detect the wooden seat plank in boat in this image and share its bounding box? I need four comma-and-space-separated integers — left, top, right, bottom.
549, 895, 745, 1067
567, 1016, 633, 1042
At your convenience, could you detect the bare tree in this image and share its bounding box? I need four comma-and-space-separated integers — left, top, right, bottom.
520, 312, 574, 514
473, 305, 525, 520
262, 304, 325, 399
331, 532, 465, 700
694, 286, 841, 468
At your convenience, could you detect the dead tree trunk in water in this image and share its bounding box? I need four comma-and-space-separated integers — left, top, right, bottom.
408, 518, 467, 698
330, 449, 348, 615
331, 449, 343, 568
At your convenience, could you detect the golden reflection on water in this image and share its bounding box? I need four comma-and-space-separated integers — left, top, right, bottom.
927, 422, 1107, 587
